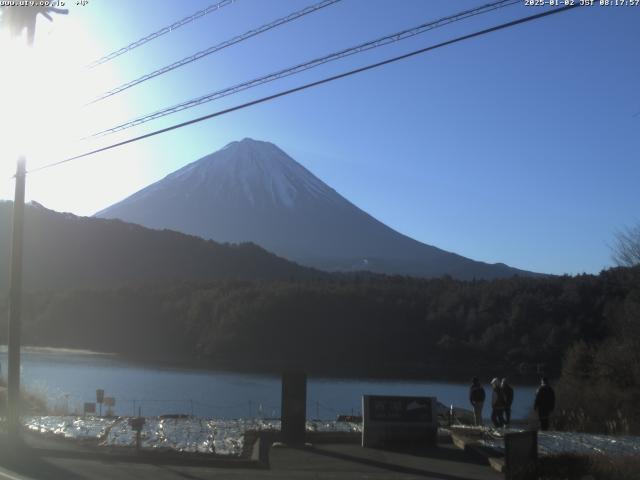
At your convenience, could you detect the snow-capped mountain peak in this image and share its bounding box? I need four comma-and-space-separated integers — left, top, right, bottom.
96, 138, 536, 279
159, 138, 336, 209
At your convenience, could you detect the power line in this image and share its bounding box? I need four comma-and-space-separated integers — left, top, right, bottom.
28, 4, 580, 176
89, 0, 520, 138
86, 0, 236, 69
88, 0, 342, 105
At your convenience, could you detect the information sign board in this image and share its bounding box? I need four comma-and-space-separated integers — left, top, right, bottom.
362, 395, 438, 448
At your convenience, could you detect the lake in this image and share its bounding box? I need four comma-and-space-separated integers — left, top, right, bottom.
0, 347, 537, 420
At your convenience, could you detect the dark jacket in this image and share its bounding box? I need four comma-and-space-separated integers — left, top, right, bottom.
492, 387, 506, 409
502, 383, 514, 408
469, 384, 486, 404
534, 384, 555, 413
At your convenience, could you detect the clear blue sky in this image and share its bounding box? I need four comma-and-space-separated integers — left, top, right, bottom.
2, 0, 639, 276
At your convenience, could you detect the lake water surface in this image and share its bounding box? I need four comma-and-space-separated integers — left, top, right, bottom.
0, 347, 536, 420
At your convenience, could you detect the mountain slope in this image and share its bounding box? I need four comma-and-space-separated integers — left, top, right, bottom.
0, 201, 318, 292
97, 138, 537, 279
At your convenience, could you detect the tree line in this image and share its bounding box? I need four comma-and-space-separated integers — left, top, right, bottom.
0, 267, 635, 377
1, 266, 638, 432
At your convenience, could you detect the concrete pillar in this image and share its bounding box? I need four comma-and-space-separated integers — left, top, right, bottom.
281, 371, 306, 446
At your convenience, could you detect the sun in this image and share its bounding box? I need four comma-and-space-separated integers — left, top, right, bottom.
0, 23, 83, 180
0, 6, 169, 215
0, 32, 34, 163
0, 8, 131, 205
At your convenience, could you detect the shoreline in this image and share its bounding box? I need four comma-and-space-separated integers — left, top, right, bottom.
0, 345, 117, 356
0, 344, 541, 386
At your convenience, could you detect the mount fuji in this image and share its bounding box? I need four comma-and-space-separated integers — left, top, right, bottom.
96, 138, 535, 279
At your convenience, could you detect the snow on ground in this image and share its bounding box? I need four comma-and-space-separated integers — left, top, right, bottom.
27, 416, 640, 458
24, 416, 114, 440
478, 428, 640, 457
23, 416, 362, 456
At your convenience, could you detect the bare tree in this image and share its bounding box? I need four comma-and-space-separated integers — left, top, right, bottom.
612, 224, 640, 267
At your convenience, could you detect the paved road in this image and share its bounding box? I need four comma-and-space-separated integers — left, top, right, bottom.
0, 433, 500, 480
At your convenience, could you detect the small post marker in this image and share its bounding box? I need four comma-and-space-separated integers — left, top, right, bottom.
129, 417, 146, 451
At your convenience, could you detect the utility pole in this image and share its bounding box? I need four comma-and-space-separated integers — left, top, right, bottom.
7, 158, 26, 436
1, 4, 68, 438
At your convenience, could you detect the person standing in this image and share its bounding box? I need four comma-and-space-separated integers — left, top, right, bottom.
501, 378, 514, 426
534, 377, 556, 431
490, 377, 506, 428
469, 377, 486, 426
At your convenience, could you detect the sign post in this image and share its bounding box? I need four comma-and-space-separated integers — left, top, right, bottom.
104, 396, 115, 416
96, 389, 104, 416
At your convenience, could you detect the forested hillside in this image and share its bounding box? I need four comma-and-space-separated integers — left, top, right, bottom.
2, 267, 637, 381
0, 201, 320, 291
